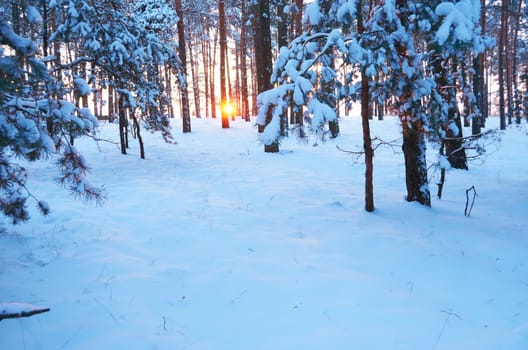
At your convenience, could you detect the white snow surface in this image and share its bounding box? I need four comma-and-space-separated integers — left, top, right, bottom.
1, 116, 527, 349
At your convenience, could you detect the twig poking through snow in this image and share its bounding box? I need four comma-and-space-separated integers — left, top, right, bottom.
465, 186, 478, 217
432, 310, 462, 350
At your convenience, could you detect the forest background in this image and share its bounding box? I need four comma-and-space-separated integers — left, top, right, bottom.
0, 0, 527, 221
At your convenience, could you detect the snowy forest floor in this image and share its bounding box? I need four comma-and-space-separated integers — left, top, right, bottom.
1, 116, 527, 350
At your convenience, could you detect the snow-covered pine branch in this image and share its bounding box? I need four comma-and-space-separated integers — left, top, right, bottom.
0, 9, 105, 223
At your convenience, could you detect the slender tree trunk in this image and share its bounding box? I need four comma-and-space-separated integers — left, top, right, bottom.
498, 0, 508, 130
164, 63, 174, 119
235, 39, 241, 118
506, 3, 514, 126
187, 34, 201, 119
277, 0, 289, 135
512, 0, 523, 124
41, 0, 49, 56
472, 53, 484, 135
361, 70, 374, 211
219, 0, 229, 128
293, 0, 304, 126
227, 43, 234, 121
118, 94, 128, 155
210, 28, 218, 119
437, 141, 446, 199
201, 24, 211, 118
240, 0, 250, 121
175, 0, 191, 132
132, 116, 145, 159
108, 85, 115, 122
357, 1, 374, 212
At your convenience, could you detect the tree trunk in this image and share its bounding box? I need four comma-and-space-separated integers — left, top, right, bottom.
253, 0, 278, 152
293, 0, 304, 127
446, 60, 468, 170
11, 0, 21, 35
498, 0, 508, 130
396, 0, 431, 207
118, 95, 128, 155
219, 0, 230, 128
277, 0, 289, 136
402, 122, 431, 206
132, 116, 145, 159
108, 84, 115, 122
41, 0, 49, 56
187, 33, 201, 119
164, 63, 174, 119
201, 23, 211, 118
240, 0, 250, 121
472, 54, 484, 135
210, 23, 218, 119
357, 1, 374, 212
361, 69, 374, 212
175, 0, 191, 133
512, 0, 523, 124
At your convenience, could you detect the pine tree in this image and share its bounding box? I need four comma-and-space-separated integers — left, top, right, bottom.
260, 0, 485, 209
0, 11, 104, 223
50, 0, 178, 157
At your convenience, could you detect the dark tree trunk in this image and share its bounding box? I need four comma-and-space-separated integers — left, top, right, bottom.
479, 0, 487, 128
41, 0, 49, 56
437, 142, 446, 199
361, 70, 374, 212
357, 0, 374, 212
240, 0, 250, 121
175, 0, 191, 132
498, 0, 508, 130
402, 122, 431, 206
132, 116, 145, 159
11, 1, 20, 35
118, 95, 128, 155
472, 54, 484, 135
512, 0, 523, 124
253, 0, 278, 152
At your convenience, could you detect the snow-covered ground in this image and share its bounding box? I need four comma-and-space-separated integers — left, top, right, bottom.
1, 116, 527, 350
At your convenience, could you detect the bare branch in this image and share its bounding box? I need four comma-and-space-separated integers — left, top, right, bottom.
0, 303, 50, 321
